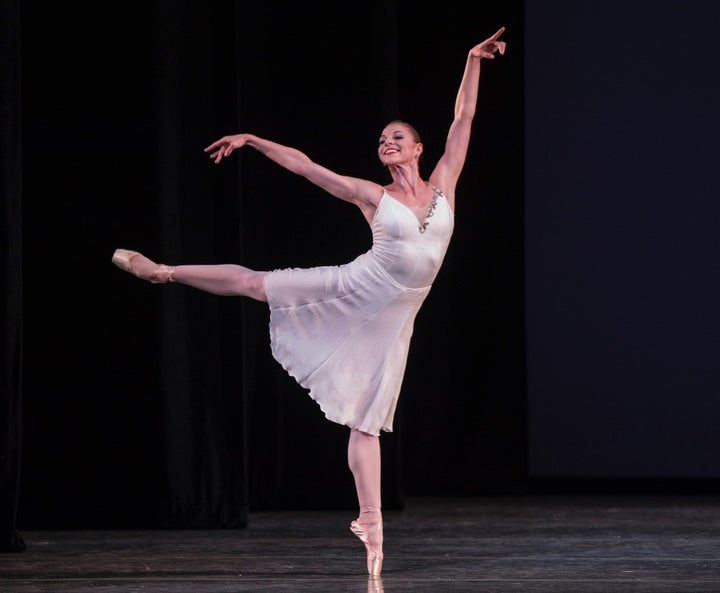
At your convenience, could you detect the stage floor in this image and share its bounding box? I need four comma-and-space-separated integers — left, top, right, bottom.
3, 495, 720, 592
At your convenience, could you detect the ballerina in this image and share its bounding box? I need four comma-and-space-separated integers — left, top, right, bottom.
113, 27, 506, 577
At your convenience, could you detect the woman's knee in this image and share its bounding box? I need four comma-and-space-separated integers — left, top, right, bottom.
250, 271, 269, 301
228, 266, 267, 301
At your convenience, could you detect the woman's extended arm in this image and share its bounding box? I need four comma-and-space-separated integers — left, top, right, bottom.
204, 133, 382, 212
429, 27, 506, 208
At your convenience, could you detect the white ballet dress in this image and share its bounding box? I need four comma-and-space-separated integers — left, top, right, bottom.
263, 187, 454, 436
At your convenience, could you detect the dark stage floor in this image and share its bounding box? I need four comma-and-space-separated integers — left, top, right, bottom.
3, 495, 720, 592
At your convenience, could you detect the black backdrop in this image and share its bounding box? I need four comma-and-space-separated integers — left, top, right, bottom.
4, 0, 525, 535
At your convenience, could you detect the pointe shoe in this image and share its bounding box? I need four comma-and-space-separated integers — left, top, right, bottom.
112, 249, 175, 284
112, 249, 141, 275
350, 519, 383, 577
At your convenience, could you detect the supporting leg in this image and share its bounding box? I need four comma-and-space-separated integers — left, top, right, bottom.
348, 428, 383, 577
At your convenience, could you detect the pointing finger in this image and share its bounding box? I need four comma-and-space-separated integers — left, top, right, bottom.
489, 26, 505, 41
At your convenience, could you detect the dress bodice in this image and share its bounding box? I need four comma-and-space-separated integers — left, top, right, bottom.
370, 188, 454, 289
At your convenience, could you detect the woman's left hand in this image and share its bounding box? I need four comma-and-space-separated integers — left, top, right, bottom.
470, 27, 507, 59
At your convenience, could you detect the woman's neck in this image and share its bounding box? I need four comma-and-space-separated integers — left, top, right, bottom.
387, 163, 423, 196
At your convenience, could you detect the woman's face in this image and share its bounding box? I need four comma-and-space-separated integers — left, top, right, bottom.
377, 123, 422, 167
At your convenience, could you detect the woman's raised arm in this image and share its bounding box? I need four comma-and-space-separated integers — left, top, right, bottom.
429, 27, 506, 207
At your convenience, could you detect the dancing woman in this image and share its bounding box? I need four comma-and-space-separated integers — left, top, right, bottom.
112, 27, 506, 577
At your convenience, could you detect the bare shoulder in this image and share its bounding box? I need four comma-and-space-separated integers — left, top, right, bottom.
342, 179, 384, 210
428, 174, 456, 211
352, 182, 386, 225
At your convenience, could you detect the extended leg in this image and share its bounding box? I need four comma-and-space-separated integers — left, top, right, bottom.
348, 428, 383, 577
112, 249, 268, 301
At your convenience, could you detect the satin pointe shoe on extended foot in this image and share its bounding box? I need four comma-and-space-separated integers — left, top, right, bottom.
112, 249, 175, 284
111, 249, 140, 275
350, 517, 384, 577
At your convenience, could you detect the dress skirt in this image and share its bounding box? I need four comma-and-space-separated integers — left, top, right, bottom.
264, 250, 431, 436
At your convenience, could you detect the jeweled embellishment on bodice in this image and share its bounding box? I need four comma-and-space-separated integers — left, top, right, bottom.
418, 189, 440, 233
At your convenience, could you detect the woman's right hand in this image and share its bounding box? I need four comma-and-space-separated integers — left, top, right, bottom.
204, 133, 250, 164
